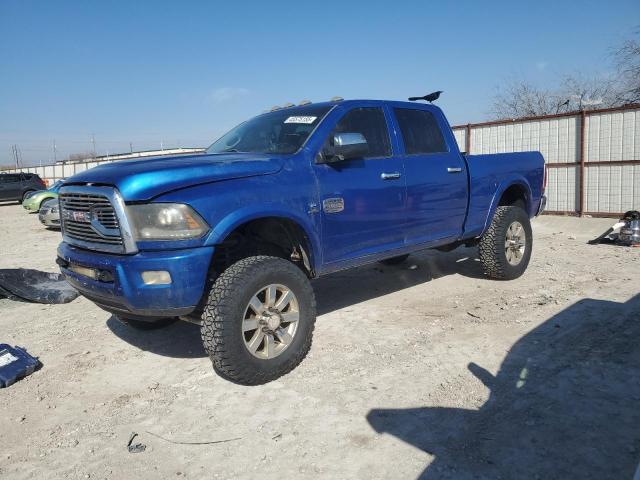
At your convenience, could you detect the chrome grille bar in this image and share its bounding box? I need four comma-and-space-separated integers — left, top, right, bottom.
59, 186, 138, 254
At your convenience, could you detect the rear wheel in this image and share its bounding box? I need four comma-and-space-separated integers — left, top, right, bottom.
115, 315, 177, 330
379, 254, 410, 265
201, 256, 316, 385
478, 206, 532, 280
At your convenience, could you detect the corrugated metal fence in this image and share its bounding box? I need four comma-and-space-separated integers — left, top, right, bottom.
4, 106, 639, 217
452, 104, 640, 217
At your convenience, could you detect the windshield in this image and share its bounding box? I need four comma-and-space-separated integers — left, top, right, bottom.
207, 105, 332, 155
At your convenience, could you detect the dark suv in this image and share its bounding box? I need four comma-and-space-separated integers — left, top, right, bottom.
0, 173, 46, 203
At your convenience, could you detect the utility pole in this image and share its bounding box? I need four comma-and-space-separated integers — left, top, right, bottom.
91, 133, 96, 156
53, 139, 57, 163
12, 145, 23, 169
129, 142, 133, 153
11, 144, 21, 169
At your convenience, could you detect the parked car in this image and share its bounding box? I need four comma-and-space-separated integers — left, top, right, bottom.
56, 98, 546, 385
38, 198, 61, 229
0, 173, 46, 203
22, 180, 64, 212
22, 180, 63, 212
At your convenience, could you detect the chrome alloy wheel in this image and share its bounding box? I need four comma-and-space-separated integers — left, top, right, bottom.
505, 221, 526, 266
242, 284, 300, 359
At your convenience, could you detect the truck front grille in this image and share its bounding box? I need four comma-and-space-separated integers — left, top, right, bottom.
60, 191, 125, 253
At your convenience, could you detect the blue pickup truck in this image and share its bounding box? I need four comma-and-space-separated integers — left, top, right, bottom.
57, 99, 546, 385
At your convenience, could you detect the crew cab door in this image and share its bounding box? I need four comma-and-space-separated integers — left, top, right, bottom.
392, 107, 468, 244
313, 106, 406, 264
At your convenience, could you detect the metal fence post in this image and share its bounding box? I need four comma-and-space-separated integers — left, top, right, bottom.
579, 110, 586, 216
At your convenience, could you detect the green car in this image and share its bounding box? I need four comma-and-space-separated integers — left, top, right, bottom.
22, 180, 63, 212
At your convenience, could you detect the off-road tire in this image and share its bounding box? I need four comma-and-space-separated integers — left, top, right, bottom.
115, 315, 177, 330
479, 206, 532, 280
201, 256, 316, 386
379, 254, 410, 265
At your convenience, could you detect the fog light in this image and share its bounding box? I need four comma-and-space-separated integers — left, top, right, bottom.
141, 271, 172, 285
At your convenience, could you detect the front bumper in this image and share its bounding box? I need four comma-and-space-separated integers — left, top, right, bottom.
23, 200, 39, 211
57, 242, 214, 319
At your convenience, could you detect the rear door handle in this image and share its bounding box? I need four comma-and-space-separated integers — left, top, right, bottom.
447, 167, 462, 173
381, 172, 401, 180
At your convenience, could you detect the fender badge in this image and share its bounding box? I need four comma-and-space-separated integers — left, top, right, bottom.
322, 198, 344, 214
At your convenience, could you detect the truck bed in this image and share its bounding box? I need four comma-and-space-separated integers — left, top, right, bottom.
463, 151, 545, 238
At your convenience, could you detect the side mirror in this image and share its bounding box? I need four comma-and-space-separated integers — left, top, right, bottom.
318, 132, 369, 164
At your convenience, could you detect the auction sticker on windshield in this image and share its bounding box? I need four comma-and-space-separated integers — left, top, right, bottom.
284, 116, 317, 124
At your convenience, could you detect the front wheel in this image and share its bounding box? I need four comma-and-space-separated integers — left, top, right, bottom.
201, 256, 316, 386
478, 206, 532, 280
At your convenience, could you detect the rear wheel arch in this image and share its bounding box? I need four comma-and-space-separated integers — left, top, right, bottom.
483, 180, 533, 233
498, 183, 530, 212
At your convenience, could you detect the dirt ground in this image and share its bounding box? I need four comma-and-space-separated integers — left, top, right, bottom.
0, 203, 638, 480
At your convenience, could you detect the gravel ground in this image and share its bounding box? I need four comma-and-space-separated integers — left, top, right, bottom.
0, 203, 638, 480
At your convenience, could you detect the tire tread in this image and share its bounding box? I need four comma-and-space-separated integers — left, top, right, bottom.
200, 256, 316, 385
479, 206, 532, 280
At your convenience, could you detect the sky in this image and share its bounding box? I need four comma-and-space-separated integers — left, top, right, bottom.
0, 0, 638, 166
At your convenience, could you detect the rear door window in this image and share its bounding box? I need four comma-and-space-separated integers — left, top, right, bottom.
328, 107, 392, 158
394, 108, 448, 155
3, 174, 20, 183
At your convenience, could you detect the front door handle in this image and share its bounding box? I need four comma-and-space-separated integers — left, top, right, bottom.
447, 167, 463, 173
381, 172, 401, 180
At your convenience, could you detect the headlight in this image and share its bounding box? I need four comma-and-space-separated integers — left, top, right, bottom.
127, 203, 209, 241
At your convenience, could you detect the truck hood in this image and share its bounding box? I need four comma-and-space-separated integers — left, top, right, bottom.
65, 153, 283, 201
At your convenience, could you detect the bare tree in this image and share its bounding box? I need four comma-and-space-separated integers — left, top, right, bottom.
491, 31, 639, 119
558, 73, 621, 110
67, 151, 96, 162
490, 79, 571, 119
613, 32, 640, 104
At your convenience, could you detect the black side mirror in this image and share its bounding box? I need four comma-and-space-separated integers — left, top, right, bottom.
317, 132, 369, 164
